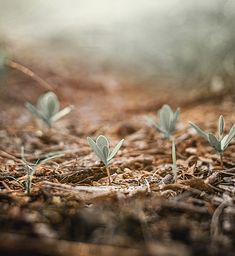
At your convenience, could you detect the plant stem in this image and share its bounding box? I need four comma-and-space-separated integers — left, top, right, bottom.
171, 138, 177, 182
220, 153, 224, 169
106, 165, 111, 185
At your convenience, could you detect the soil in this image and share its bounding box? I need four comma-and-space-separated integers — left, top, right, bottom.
0, 65, 235, 256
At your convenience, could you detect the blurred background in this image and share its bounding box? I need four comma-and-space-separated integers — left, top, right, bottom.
0, 0, 235, 94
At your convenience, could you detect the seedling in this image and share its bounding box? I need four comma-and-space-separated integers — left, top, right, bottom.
146, 104, 180, 181
189, 115, 235, 168
21, 147, 64, 194
146, 104, 180, 139
87, 135, 124, 184
26, 91, 73, 128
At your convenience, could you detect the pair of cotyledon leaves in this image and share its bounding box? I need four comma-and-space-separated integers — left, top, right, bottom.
190, 115, 235, 154
26, 91, 73, 127
146, 104, 180, 138
87, 135, 124, 166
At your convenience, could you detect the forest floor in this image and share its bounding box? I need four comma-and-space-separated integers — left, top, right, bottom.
0, 66, 235, 256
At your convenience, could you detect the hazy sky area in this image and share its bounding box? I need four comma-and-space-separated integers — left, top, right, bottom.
0, 0, 181, 45
0, 1, 177, 35
1, 0, 235, 85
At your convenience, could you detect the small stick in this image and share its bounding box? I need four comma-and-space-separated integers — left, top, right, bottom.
6, 59, 54, 91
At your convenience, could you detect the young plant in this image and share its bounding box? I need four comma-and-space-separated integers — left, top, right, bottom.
21, 147, 64, 194
146, 104, 180, 139
26, 91, 73, 128
146, 104, 180, 181
189, 115, 235, 168
87, 135, 124, 184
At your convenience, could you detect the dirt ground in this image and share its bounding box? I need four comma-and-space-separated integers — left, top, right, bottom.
0, 65, 235, 256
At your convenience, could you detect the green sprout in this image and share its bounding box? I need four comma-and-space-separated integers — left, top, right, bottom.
87, 135, 124, 184
21, 147, 64, 194
146, 104, 180, 139
146, 104, 180, 181
26, 91, 73, 128
189, 115, 235, 168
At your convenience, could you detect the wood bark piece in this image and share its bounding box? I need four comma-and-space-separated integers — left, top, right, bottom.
42, 181, 148, 201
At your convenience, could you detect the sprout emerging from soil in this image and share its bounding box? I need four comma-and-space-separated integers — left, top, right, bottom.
146, 104, 180, 139
189, 115, 235, 168
26, 91, 73, 128
21, 147, 64, 194
146, 104, 180, 181
87, 135, 124, 184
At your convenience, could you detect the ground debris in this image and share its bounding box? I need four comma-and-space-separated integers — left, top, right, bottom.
1, 75, 235, 255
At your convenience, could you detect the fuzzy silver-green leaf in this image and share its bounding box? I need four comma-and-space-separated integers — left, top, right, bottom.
108, 139, 124, 161
37, 92, 60, 119
218, 115, 224, 138
189, 122, 209, 141
222, 124, 235, 150
208, 133, 221, 152
159, 105, 172, 132
221, 134, 229, 151
87, 137, 106, 164
51, 105, 73, 123
102, 146, 109, 165
96, 135, 109, 151
169, 107, 180, 133
25, 102, 50, 125
145, 117, 164, 133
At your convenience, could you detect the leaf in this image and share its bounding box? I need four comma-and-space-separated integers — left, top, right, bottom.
169, 107, 180, 133
37, 92, 60, 119
208, 133, 221, 152
145, 117, 164, 133
159, 105, 172, 132
96, 135, 109, 151
218, 115, 224, 138
37, 153, 65, 166
87, 137, 106, 164
189, 122, 209, 141
25, 102, 49, 125
221, 134, 229, 151
108, 139, 124, 161
51, 105, 73, 123
102, 146, 109, 165
222, 124, 235, 150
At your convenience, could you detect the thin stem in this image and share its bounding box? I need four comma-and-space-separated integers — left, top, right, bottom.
171, 137, 177, 182
105, 165, 111, 185
220, 153, 224, 169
